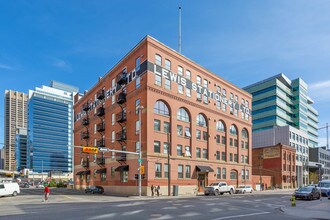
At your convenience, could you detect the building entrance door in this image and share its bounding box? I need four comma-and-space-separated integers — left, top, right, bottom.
197, 173, 207, 192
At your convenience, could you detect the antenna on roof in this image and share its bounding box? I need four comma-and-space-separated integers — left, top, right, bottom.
178, 6, 182, 54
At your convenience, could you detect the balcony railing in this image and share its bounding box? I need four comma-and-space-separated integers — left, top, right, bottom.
117, 92, 126, 104
82, 118, 89, 126
116, 71, 127, 85
96, 89, 105, 100
97, 138, 105, 148
96, 157, 105, 165
116, 153, 127, 161
116, 131, 127, 141
96, 122, 105, 132
82, 102, 90, 111
81, 131, 90, 139
116, 111, 127, 123
96, 106, 105, 116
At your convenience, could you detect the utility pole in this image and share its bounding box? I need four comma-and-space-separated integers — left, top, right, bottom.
178, 6, 182, 53
138, 106, 144, 197
167, 133, 171, 196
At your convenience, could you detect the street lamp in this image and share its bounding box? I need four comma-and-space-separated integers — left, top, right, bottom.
138, 106, 144, 197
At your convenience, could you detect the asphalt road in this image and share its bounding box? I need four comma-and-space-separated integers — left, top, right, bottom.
0, 188, 327, 220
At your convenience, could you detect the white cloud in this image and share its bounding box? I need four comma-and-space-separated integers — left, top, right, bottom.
309, 80, 330, 102
52, 58, 72, 72
0, 63, 13, 70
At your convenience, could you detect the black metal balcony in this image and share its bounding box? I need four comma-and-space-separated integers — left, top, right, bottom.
96, 106, 105, 116
96, 122, 105, 132
97, 138, 105, 148
96, 89, 105, 100
81, 131, 90, 139
96, 157, 105, 165
117, 92, 126, 104
82, 160, 89, 168
82, 102, 90, 111
82, 118, 89, 126
116, 71, 127, 85
116, 111, 127, 123
116, 131, 127, 141
116, 153, 127, 161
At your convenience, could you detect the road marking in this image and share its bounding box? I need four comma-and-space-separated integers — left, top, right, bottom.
162, 206, 178, 210
62, 195, 74, 200
121, 210, 144, 216
211, 212, 270, 220
150, 214, 172, 220
179, 212, 201, 217
87, 213, 117, 220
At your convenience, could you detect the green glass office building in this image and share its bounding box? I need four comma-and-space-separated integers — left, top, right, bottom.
243, 74, 318, 148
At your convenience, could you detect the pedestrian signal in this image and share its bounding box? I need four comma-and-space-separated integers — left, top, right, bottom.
82, 147, 98, 154
140, 165, 145, 174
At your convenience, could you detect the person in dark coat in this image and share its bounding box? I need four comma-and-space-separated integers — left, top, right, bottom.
156, 185, 160, 197
151, 185, 154, 197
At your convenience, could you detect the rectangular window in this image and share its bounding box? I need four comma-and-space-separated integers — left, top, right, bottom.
135, 99, 140, 114
203, 95, 208, 104
154, 141, 161, 153
155, 163, 162, 178
185, 165, 191, 178
185, 127, 191, 137
241, 141, 244, 149
216, 151, 220, 160
155, 54, 162, 66
217, 167, 221, 179
234, 139, 238, 147
203, 131, 208, 141
164, 163, 169, 178
245, 142, 249, 149
197, 92, 202, 101
230, 153, 233, 161
230, 138, 233, 146
155, 74, 162, 86
245, 156, 248, 163
86, 174, 90, 183
222, 152, 226, 161
234, 154, 238, 162
203, 79, 208, 88
196, 148, 201, 158
245, 170, 249, 180
186, 88, 191, 97
241, 155, 244, 163
112, 95, 115, 104
112, 113, 115, 125
177, 125, 183, 136
197, 76, 201, 85
101, 173, 106, 182
164, 142, 169, 154
203, 149, 207, 159
178, 165, 183, 178
136, 76, 140, 88
165, 59, 171, 70
111, 131, 115, 143
178, 66, 183, 76
112, 78, 115, 88
165, 78, 171, 90
120, 171, 128, 182
177, 145, 183, 156
135, 57, 141, 72
178, 84, 184, 94
216, 135, 220, 144
111, 167, 115, 177
241, 170, 245, 180
222, 136, 226, 145
222, 168, 226, 179
154, 119, 161, 131
186, 70, 191, 80
196, 129, 201, 140
164, 122, 170, 133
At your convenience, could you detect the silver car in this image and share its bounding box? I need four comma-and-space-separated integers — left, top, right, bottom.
235, 185, 253, 194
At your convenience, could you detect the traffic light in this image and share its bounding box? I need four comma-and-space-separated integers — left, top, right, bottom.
82, 147, 98, 154
140, 165, 145, 175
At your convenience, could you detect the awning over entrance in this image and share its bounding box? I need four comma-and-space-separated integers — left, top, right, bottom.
196, 165, 214, 172
115, 165, 129, 172
96, 168, 107, 174
76, 171, 84, 175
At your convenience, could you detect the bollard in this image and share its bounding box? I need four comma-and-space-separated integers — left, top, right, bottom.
290, 195, 296, 207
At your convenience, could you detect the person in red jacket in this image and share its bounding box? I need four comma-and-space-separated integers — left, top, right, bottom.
44, 184, 50, 201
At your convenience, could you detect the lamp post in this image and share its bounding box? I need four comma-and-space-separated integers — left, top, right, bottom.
167, 132, 171, 196
138, 106, 144, 197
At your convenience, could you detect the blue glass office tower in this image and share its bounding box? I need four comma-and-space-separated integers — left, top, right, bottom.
27, 81, 78, 173
15, 128, 28, 171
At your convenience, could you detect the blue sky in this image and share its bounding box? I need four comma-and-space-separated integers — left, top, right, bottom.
0, 0, 329, 147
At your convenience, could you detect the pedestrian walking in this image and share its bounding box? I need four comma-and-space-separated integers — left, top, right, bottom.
151, 185, 154, 197
156, 185, 160, 197
44, 184, 50, 202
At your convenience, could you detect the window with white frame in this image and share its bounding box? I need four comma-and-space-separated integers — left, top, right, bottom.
135, 57, 140, 72
178, 165, 183, 178
185, 127, 191, 137
185, 165, 191, 178
185, 146, 191, 157
186, 70, 191, 80
155, 54, 162, 66
111, 131, 115, 143
120, 171, 128, 182
178, 66, 183, 76
165, 59, 171, 70
155, 163, 162, 178
112, 113, 115, 125
203, 79, 208, 88
197, 76, 202, 85
186, 88, 191, 97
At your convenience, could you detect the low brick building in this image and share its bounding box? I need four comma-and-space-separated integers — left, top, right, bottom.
252, 143, 296, 189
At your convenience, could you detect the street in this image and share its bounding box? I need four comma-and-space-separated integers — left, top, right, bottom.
0, 188, 329, 220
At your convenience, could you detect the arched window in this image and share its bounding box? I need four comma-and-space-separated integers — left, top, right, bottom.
242, 128, 248, 139
154, 100, 170, 116
196, 114, 207, 127
177, 108, 190, 122
230, 170, 238, 180
230, 125, 238, 135
216, 121, 225, 132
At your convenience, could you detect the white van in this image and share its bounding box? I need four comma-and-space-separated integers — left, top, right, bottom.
0, 182, 20, 197
318, 180, 330, 196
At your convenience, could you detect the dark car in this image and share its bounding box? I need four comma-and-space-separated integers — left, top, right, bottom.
294, 186, 320, 200
85, 186, 104, 194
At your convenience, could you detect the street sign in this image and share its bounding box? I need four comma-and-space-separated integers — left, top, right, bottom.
98, 147, 109, 153
138, 159, 143, 163
82, 147, 98, 154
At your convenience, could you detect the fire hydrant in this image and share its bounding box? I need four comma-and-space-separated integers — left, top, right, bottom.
290, 195, 296, 207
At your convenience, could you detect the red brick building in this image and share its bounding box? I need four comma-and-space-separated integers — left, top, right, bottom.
74, 36, 252, 196
252, 144, 296, 189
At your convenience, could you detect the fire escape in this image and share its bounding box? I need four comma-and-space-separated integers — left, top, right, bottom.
81, 101, 90, 169
116, 69, 127, 165
96, 88, 106, 166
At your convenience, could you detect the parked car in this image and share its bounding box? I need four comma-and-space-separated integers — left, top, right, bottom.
204, 182, 235, 196
294, 186, 320, 200
85, 186, 104, 194
36, 184, 44, 188
235, 185, 253, 194
318, 180, 330, 197
0, 182, 20, 197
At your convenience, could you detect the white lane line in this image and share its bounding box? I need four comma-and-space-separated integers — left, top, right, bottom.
211, 212, 270, 220
121, 210, 144, 216
87, 213, 117, 220
179, 212, 201, 217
